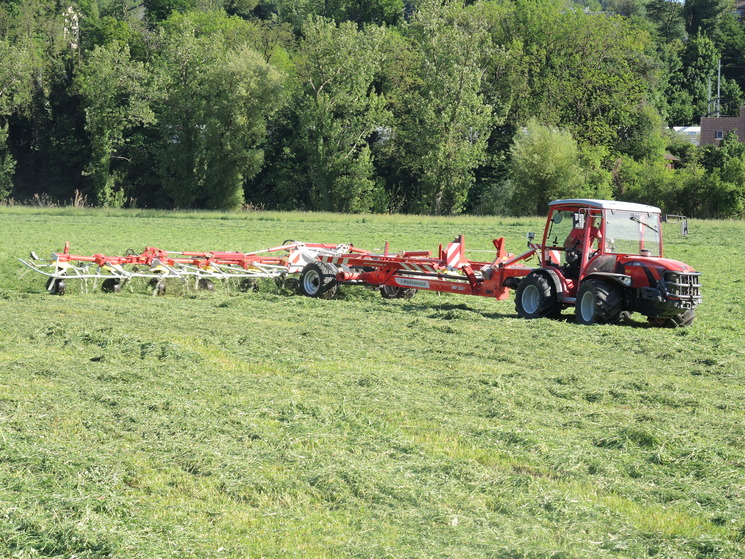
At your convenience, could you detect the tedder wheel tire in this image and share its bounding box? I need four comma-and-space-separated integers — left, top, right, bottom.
198, 278, 215, 291
240, 278, 259, 292
575, 279, 623, 325
298, 261, 338, 299
149, 277, 167, 296
101, 278, 122, 293
515, 272, 560, 319
380, 285, 416, 299
46, 277, 66, 296
647, 309, 696, 328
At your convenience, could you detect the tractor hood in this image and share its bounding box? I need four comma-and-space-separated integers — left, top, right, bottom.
619, 256, 697, 274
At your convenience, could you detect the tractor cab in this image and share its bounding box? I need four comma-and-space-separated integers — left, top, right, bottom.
541, 199, 662, 280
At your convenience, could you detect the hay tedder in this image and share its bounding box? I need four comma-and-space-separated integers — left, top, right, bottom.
19, 241, 357, 295
296, 199, 702, 326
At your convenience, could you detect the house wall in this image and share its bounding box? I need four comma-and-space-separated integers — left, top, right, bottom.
700, 107, 745, 146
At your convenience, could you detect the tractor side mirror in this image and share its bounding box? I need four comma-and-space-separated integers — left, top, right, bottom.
663, 214, 689, 237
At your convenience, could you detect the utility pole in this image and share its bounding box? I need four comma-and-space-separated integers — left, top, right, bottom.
717, 58, 721, 118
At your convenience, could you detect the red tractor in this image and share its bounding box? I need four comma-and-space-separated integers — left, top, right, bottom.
513, 199, 701, 326
298, 199, 702, 326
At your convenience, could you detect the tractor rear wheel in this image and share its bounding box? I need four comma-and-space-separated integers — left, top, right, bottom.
380, 285, 416, 299
515, 272, 561, 319
299, 261, 338, 299
575, 279, 623, 325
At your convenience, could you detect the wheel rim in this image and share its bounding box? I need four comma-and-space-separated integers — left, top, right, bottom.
382, 286, 399, 297
522, 284, 541, 315
580, 290, 596, 322
303, 269, 321, 295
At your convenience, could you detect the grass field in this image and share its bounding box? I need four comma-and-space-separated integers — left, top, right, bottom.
0, 207, 743, 558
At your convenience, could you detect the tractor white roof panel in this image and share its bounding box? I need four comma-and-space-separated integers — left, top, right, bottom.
549, 199, 661, 214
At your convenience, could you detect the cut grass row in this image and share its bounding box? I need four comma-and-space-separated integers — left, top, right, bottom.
0, 208, 743, 557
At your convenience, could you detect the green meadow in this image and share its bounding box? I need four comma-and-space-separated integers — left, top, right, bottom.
0, 207, 743, 558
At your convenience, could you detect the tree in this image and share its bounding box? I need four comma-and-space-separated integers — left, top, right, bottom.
602, 0, 646, 18
153, 12, 284, 209
679, 32, 719, 119
615, 103, 667, 160
397, 0, 494, 214
716, 12, 745, 93
504, 0, 655, 149
682, 0, 730, 37
144, 0, 196, 22
0, 39, 32, 198
262, 0, 405, 29
76, 44, 155, 206
507, 120, 585, 216
646, 0, 686, 42
289, 17, 390, 213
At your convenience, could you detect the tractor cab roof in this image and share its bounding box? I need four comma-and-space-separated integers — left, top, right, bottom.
549, 199, 661, 214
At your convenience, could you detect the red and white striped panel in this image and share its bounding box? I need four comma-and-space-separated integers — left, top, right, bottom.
446, 242, 464, 269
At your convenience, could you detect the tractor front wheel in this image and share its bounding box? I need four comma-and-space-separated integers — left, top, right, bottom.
575, 279, 623, 325
299, 261, 338, 299
515, 272, 560, 319
647, 309, 695, 328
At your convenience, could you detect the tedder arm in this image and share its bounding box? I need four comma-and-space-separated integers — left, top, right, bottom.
20, 241, 356, 295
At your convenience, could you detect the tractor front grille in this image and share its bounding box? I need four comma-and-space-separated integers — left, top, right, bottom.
662, 272, 702, 309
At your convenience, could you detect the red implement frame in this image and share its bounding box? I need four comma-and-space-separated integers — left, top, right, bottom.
318, 235, 538, 300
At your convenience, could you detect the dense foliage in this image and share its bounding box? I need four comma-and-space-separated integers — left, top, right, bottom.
1, 0, 744, 217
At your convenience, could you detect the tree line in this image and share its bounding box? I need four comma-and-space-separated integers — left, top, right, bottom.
1, 0, 744, 218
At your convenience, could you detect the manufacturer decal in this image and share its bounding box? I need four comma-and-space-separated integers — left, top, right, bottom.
397, 278, 430, 289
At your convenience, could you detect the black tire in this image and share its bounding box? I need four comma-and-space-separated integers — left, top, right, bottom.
240, 278, 259, 292
149, 277, 167, 296
575, 279, 623, 325
46, 277, 66, 296
380, 285, 416, 299
298, 261, 338, 299
101, 278, 121, 293
647, 309, 695, 328
515, 272, 561, 319
198, 278, 215, 291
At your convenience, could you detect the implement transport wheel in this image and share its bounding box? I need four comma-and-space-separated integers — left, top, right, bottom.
647, 309, 696, 328
299, 261, 338, 299
46, 277, 66, 296
575, 279, 623, 325
515, 272, 560, 319
380, 285, 416, 299
101, 278, 122, 293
